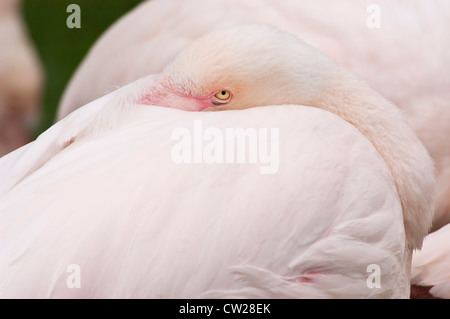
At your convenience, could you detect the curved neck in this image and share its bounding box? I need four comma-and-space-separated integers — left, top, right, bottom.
313, 72, 435, 249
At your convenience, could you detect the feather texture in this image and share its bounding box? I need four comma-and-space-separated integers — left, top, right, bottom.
412, 225, 450, 298
0, 80, 409, 298
57, 0, 449, 231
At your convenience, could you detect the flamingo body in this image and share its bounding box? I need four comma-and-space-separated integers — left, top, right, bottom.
0, 24, 435, 298
1, 78, 409, 298
57, 0, 450, 230
411, 225, 450, 299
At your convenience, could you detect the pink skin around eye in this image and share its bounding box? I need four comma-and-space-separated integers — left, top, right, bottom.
138, 81, 221, 112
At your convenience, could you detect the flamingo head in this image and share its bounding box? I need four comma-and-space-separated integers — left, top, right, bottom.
139, 24, 337, 112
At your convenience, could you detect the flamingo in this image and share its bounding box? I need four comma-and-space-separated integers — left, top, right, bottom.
0, 0, 44, 157
411, 224, 450, 299
0, 25, 434, 298
57, 0, 450, 231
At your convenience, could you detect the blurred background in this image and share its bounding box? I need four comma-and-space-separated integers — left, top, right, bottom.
23, 0, 143, 136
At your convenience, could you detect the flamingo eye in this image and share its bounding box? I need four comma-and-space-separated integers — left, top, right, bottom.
214, 90, 231, 101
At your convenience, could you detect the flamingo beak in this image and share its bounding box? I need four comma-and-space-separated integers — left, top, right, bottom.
138, 77, 212, 112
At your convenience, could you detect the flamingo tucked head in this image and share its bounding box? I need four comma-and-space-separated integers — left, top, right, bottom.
139, 24, 336, 112
137, 24, 435, 250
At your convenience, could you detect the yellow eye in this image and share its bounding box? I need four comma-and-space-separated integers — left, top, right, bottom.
214, 90, 231, 101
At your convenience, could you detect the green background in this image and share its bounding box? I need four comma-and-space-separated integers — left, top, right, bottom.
22, 0, 144, 136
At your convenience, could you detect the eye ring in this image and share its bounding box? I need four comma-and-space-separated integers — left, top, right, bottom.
214, 90, 231, 101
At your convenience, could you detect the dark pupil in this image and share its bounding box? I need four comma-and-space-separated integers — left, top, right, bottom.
221, 91, 226, 95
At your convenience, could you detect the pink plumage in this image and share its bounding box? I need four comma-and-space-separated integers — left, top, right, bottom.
0, 24, 435, 298
0, 0, 43, 157
58, 0, 450, 231
55, 2, 450, 297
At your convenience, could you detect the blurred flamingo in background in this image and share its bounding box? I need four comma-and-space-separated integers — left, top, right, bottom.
411, 223, 450, 298
0, 25, 434, 298
57, 0, 450, 232
0, 0, 44, 157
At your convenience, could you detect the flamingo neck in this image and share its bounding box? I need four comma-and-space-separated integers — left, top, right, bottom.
313, 74, 435, 250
